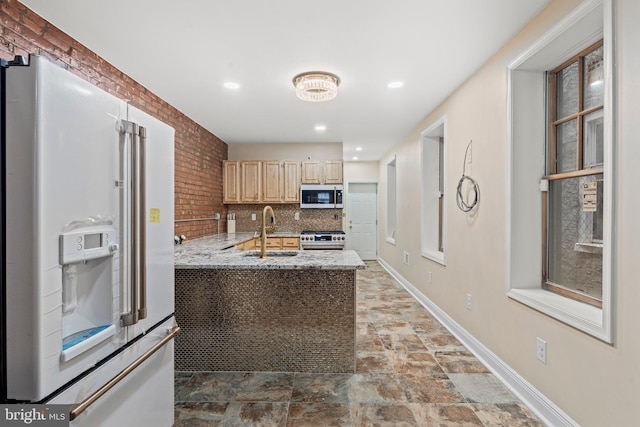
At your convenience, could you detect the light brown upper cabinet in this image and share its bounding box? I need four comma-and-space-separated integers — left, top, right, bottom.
240, 161, 261, 202
224, 159, 339, 204
262, 161, 283, 203
223, 160, 241, 203
263, 160, 301, 203
323, 160, 343, 184
301, 160, 343, 184
301, 160, 322, 184
282, 160, 301, 202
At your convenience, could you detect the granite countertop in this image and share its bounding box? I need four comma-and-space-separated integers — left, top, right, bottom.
175, 233, 364, 270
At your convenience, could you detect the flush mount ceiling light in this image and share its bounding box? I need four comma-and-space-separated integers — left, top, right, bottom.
292, 71, 340, 102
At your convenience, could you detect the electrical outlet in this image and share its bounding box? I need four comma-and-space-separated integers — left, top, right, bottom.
466, 294, 472, 310
536, 337, 547, 364
428, 271, 432, 284
403, 251, 409, 265
251, 213, 256, 221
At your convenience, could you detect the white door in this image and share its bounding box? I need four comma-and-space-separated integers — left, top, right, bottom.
347, 183, 377, 260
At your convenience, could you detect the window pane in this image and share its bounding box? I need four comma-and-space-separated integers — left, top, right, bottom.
555, 119, 578, 172
556, 61, 578, 119
386, 158, 396, 241
584, 45, 604, 109
583, 110, 604, 168
438, 138, 444, 193
547, 175, 603, 300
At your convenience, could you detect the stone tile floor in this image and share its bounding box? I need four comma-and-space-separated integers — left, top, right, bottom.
174, 261, 544, 426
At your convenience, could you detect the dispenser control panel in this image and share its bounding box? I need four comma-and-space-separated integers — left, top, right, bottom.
59, 225, 118, 265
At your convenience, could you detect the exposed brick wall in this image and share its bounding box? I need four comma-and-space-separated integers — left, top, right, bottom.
0, 0, 228, 239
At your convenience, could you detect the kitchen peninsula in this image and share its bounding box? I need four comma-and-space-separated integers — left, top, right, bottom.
174, 234, 364, 373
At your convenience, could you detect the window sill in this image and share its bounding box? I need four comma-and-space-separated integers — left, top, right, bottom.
386, 237, 396, 245
421, 250, 446, 266
507, 288, 611, 343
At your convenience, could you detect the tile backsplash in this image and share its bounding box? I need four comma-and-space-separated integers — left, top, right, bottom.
227, 204, 343, 233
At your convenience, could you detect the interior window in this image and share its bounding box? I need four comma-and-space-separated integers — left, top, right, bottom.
420, 118, 446, 264
386, 157, 397, 244
544, 40, 604, 307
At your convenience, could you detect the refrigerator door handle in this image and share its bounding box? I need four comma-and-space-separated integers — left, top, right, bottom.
120, 120, 139, 327
138, 125, 147, 320
69, 326, 180, 421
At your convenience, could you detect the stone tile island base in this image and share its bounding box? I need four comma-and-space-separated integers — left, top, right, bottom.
175, 268, 356, 373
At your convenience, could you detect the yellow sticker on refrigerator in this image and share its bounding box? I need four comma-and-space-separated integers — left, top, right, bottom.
149, 208, 161, 223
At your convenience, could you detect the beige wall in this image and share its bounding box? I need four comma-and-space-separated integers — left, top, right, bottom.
344, 161, 379, 183
377, 0, 640, 425
228, 142, 342, 160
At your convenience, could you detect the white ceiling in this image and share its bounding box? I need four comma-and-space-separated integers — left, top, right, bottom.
22, 0, 549, 161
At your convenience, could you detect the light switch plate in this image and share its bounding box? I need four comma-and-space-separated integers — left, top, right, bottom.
536, 337, 547, 364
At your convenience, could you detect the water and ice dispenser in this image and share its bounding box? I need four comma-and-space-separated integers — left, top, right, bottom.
59, 223, 118, 362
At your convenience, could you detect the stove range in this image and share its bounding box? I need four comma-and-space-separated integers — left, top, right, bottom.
299, 230, 346, 250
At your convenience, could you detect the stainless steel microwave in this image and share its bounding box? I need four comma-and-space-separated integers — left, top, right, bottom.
300, 185, 344, 208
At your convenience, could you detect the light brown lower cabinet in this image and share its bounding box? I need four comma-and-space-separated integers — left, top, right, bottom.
265, 238, 281, 249
235, 236, 300, 250
282, 237, 300, 249
236, 239, 258, 250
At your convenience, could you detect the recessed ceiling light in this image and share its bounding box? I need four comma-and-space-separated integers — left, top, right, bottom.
224, 82, 240, 89
352, 156, 358, 160
314, 125, 327, 131
355, 147, 363, 151
388, 81, 404, 89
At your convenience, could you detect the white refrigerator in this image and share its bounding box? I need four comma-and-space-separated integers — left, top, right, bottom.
1, 55, 177, 426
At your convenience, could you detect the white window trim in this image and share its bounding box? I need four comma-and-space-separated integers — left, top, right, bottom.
386, 156, 397, 245
505, 0, 614, 343
420, 115, 447, 266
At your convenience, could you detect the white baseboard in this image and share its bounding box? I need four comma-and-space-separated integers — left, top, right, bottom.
376, 257, 579, 427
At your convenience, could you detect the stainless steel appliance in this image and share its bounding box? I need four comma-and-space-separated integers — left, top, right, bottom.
300, 184, 344, 208
300, 230, 346, 250
1, 55, 177, 426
